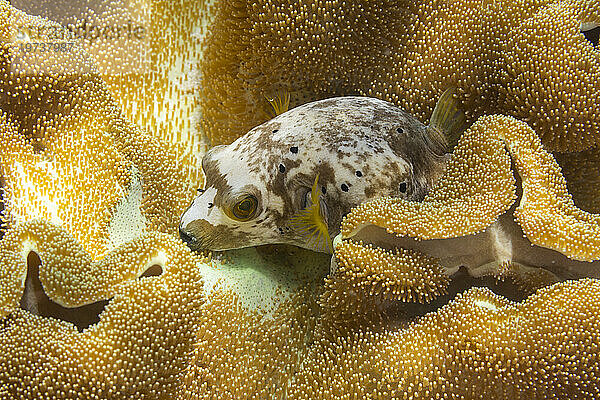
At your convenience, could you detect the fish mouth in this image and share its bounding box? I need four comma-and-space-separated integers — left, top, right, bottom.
178, 227, 205, 253
179, 220, 251, 252
178, 226, 220, 253
179, 227, 197, 247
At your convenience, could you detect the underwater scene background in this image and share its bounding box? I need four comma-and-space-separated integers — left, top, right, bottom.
0, 0, 599, 398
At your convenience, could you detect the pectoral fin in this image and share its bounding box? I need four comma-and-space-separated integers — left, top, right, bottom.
291, 174, 332, 253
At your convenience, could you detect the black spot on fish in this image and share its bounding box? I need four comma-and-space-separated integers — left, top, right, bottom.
208, 202, 214, 208
397, 127, 404, 134
278, 227, 284, 234
273, 129, 279, 133
279, 164, 286, 173
355, 170, 363, 177
399, 182, 407, 193
321, 186, 327, 194
341, 183, 349, 192
290, 146, 298, 154
197, 188, 205, 194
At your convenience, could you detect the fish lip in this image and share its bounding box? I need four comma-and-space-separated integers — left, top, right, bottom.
179, 227, 205, 253
179, 226, 224, 254
179, 226, 193, 244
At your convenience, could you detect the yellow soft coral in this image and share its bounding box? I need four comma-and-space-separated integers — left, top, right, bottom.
198, 0, 416, 145
556, 147, 600, 214
317, 240, 450, 338
0, 103, 200, 258
499, 0, 600, 152
181, 276, 600, 399
181, 286, 317, 399
199, 0, 599, 153
0, 223, 205, 399
3, 1, 600, 399
495, 115, 600, 262
343, 115, 600, 263
0, 3, 208, 397
0, 106, 132, 259
94, 0, 206, 155
341, 115, 517, 240
287, 279, 600, 399
331, 240, 449, 303
1, 0, 206, 154
0, 1, 202, 258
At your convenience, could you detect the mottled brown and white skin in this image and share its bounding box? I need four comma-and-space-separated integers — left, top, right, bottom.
180, 96, 451, 253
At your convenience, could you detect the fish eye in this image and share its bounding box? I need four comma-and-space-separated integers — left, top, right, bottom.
231, 195, 258, 221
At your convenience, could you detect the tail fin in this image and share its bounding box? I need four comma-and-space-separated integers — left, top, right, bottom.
428, 87, 467, 150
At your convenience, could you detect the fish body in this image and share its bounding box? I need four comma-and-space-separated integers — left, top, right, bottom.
180, 93, 464, 253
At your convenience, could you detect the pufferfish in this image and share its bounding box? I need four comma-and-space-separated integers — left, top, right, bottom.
179, 90, 465, 254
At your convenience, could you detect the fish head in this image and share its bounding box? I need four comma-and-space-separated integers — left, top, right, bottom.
179, 140, 306, 252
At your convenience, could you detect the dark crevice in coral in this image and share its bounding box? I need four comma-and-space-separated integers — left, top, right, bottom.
19, 251, 109, 332
140, 264, 163, 278
582, 26, 599, 48
555, 150, 600, 213
0, 313, 10, 332
401, 267, 530, 319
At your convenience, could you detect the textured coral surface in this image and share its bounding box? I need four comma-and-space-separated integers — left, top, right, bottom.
199, 0, 599, 153
198, 0, 600, 216
343, 115, 600, 262
0, 1, 206, 398
0, 0, 599, 399
0, 231, 204, 399
288, 279, 600, 400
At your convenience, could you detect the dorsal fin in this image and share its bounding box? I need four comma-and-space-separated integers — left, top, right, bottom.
428, 87, 467, 150
265, 90, 291, 117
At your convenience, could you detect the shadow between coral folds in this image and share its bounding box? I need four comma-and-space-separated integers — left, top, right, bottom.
140, 264, 163, 278
401, 267, 530, 319
582, 26, 599, 47
19, 251, 109, 332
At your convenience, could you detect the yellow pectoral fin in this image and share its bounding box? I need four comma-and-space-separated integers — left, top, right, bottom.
291, 174, 332, 253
